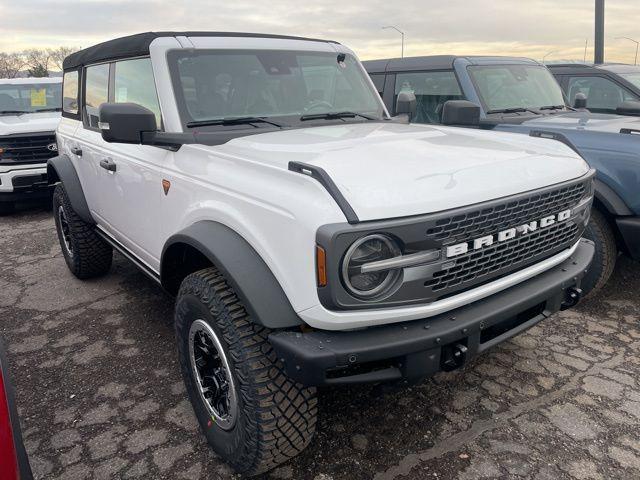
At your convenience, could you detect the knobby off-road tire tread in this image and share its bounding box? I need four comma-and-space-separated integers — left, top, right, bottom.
582, 208, 617, 297
53, 184, 112, 279
176, 267, 317, 476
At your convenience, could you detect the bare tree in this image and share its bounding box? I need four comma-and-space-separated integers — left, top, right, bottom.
24, 49, 52, 77
0, 52, 28, 79
49, 46, 80, 71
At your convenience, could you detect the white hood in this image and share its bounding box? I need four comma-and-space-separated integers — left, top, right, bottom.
0, 111, 61, 136
212, 122, 591, 221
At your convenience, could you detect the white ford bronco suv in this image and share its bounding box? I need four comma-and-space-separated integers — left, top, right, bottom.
49, 32, 595, 475
0, 77, 62, 214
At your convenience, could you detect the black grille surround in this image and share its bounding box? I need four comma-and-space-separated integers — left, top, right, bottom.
316, 170, 595, 311
0, 132, 58, 165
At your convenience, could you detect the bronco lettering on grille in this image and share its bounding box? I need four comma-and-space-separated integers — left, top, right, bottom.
445, 209, 572, 258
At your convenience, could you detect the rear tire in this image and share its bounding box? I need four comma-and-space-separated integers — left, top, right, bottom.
52, 184, 113, 279
175, 267, 317, 476
582, 208, 617, 297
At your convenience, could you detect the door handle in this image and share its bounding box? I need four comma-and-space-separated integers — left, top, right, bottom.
99, 158, 117, 172
70, 146, 82, 156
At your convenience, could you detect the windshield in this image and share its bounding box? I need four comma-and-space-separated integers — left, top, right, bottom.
620, 72, 640, 90
0, 82, 62, 114
468, 65, 565, 112
168, 49, 385, 128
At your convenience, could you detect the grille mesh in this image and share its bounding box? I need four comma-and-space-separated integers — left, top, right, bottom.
0, 134, 57, 164
426, 181, 585, 244
425, 220, 579, 293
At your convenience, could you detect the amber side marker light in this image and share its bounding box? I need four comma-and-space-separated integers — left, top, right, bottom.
316, 245, 327, 287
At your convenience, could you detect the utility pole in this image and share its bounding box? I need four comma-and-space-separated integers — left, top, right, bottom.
583, 39, 588, 62
594, 0, 605, 64
382, 26, 405, 58
616, 37, 639, 65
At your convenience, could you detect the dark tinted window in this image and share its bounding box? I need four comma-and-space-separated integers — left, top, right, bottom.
84, 63, 109, 129
567, 76, 638, 113
395, 71, 464, 123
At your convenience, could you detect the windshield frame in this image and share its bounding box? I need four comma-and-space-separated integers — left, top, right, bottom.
0, 81, 62, 114
166, 48, 387, 132
466, 64, 567, 115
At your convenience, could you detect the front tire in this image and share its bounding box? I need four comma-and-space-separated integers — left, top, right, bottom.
175, 267, 317, 476
582, 208, 617, 297
52, 184, 113, 279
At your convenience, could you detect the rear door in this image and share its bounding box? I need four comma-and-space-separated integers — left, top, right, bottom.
75, 58, 168, 271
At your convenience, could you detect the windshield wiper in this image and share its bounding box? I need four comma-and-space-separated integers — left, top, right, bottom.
300, 111, 377, 121
33, 108, 62, 113
538, 105, 566, 111
0, 110, 27, 115
186, 116, 286, 128
486, 107, 538, 115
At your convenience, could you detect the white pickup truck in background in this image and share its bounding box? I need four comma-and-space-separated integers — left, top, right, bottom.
0, 77, 62, 214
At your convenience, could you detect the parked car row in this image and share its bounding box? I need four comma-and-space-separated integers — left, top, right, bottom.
1, 31, 637, 476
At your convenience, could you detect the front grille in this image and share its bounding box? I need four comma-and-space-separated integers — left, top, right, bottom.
425, 221, 579, 293
0, 132, 57, 164
426, 181, 585, 245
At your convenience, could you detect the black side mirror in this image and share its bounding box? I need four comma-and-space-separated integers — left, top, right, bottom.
573, 92, 588, 109
441, 100, 481, 126
395, 91, 417, 119
616, 100, 640, 116
98, 103, 157, 144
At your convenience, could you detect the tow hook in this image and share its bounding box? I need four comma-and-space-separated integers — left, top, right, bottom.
561, 287, 583, 310
441, 343, 468, 372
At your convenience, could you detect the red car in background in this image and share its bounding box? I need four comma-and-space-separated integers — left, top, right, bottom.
0, 340, 32, 480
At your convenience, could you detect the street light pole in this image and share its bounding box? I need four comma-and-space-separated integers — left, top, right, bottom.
616, 37, 639, 65
382, 26, 405, 58
542, 50, 556, 64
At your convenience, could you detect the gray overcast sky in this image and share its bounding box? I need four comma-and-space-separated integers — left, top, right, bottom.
1, 0, 639, 63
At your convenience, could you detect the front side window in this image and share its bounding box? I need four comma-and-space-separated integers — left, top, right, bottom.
62, 71, 79, 115
468, 65, 565, 113
394, 71, 464, 123
568, 76, 638, 113
84, 63, 109, 129
113, 58, 162, 127
0, 81, 62, 115
168, 49, 385, 129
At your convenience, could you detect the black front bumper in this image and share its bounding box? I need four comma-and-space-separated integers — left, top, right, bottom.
617, 216, 640, 260
270, 239, 595, 386
0, 172, 52, 203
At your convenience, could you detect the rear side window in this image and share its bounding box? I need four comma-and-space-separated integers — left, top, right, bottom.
113, 58, 162, 127
62, 70, 79, 116
395, 71, 464, 123
84, 63, 109, 129
567, 76, 638, 113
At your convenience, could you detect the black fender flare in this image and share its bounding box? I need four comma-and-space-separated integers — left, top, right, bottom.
594, 179, 633, 216
161, 221, 302, 329
47, 154, 94, 224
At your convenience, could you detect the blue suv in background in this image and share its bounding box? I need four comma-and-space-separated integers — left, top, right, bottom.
364, 55, 640, 296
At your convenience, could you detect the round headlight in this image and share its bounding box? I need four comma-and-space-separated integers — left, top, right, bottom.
341, 234, 402, 299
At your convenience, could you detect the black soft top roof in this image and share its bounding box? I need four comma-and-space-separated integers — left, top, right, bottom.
63, 31, 340, 70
